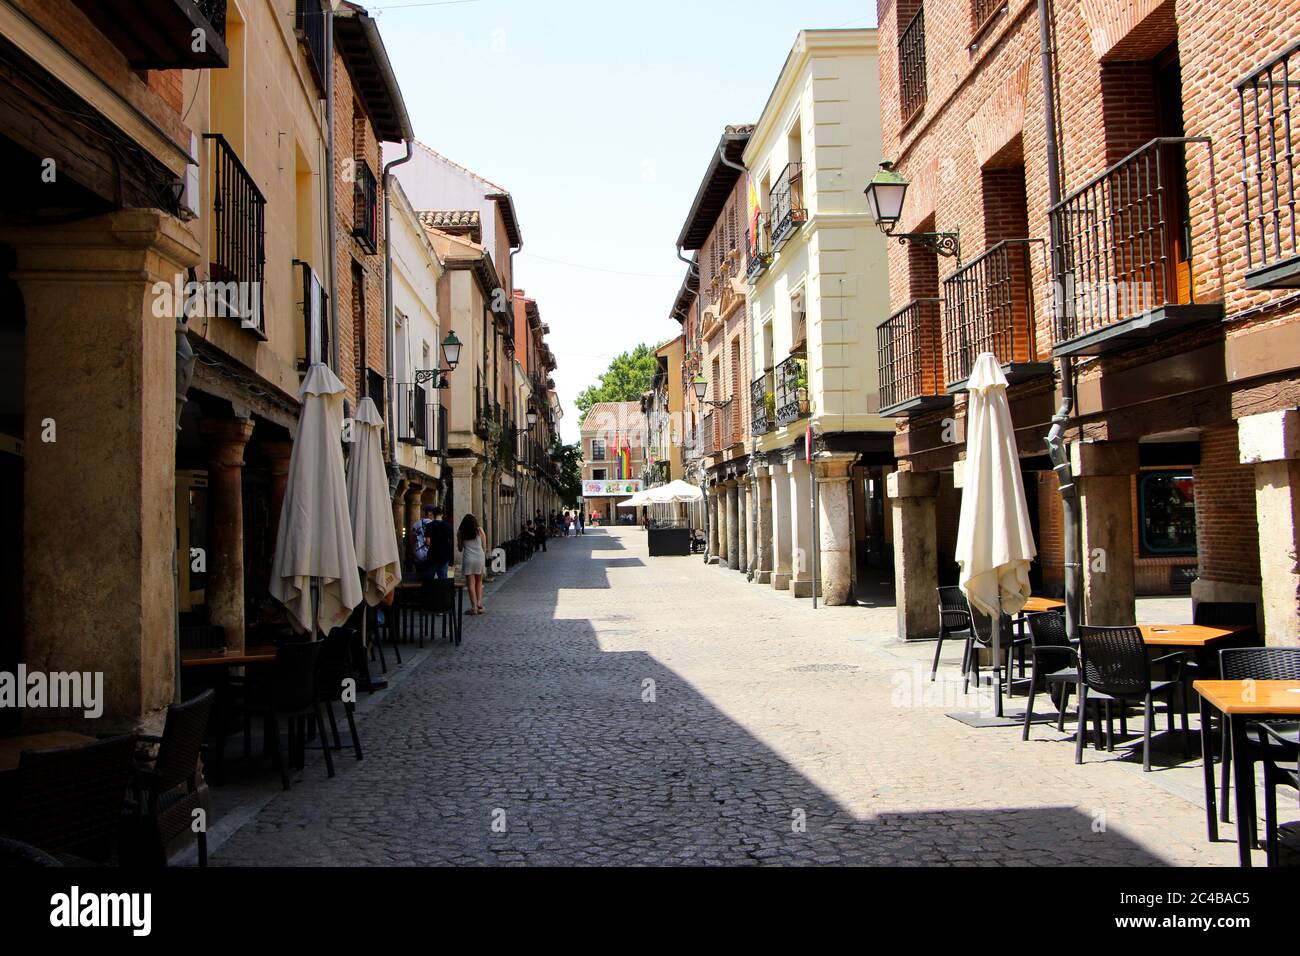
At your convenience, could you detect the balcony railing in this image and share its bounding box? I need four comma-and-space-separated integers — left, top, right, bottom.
204, 134, 266, 337
73, 0, 229, 68
1049, 136, 1224, 355
1238, 41, 1300, 289
353, 162, 379, 254
899, 5, 927, 122
296, 0, 328, 90
395, 383, 428, 445
751, 372, 774, 435
770, 163, 807, 249
878, 298, 949, 416
700, 411, 717, 456
746, 217, 773, 280
971, 0, 1006, 39
942, 239, 1051, 389
774, 354, 809, 428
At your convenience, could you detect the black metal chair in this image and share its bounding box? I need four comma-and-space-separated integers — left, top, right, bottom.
1217, 647, 1300, 842
1021, 611, 1081, 741
130, 689, 215, 867
3, 734, 136, 864
319, 628, 363, 762
422, 578, 460, 647
932, 586, 974, 683
964, 605, 1031, 715
1257, 721, 1300, 867
1077, 626, 1188, 770
234, 640, 331, 790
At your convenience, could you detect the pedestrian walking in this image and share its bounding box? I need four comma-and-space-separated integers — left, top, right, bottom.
534, 509, 547, 552
577, 509, 585, 535
458, 513, 488, 615
413, 505, 454, 582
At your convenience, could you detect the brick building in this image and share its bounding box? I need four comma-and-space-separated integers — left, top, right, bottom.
875, 0, 1300, 644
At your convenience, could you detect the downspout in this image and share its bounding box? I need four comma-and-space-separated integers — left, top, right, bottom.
1038, 0, 1081, 641
324, 6, 339, 374
383, 141, 414, 481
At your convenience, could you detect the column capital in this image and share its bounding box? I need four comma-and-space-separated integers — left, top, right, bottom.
887, 469, 939, 499
1238, 408, 1300, 465
814, 451, 858, 481
263, 440, 293, 476
201, 418, 256, 468
1070, 440, 1139, 476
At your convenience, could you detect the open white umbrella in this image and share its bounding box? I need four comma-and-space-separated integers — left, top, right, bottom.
645, 479, 704, 504
617, 489, 652, 508
955, 353, 1036, 716
270, 364, 363, 636
346, 397, 400, 607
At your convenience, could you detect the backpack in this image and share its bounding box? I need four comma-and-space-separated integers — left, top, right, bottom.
414, 519, 431, 563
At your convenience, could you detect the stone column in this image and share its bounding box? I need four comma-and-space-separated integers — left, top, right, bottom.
391, 479, 408, 560
887, 470, 940, 641
770, 463, 793, 590
264, 440, 294, 545
816, 453, 858, 606
201, 418, 256, 651
8, 209, 199, 725
1072, 441, 1139, 626
449, 460, 477, 575
736, 478, 749, 574
755, 472, 773, 584
789, 459, 814, 598
1239, 410, 1300, 645
707, 486, 720, 563
403, 482, 424, 564
725, 481, 740, 570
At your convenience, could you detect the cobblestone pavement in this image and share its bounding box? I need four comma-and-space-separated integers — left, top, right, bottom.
213, 527, 1242, 866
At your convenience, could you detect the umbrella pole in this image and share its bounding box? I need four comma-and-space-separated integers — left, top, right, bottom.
312, 577, 320, 641
993, 594, 1005, 718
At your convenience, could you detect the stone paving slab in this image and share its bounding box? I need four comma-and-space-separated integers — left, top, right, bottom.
212, 527, 1246, 866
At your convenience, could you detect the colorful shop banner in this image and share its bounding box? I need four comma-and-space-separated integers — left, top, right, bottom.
583, 479, 642, 497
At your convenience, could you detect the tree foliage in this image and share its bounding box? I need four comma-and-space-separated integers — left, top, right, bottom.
552, 440, 584, 508
575, 343, 663, 419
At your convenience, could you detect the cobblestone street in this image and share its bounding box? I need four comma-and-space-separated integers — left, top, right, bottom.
212, 527, 1240, 866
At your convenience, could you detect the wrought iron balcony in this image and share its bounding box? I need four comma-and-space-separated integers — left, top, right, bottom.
751, 372, 774, 436
395, 383, 428, 445
899, 5, 927, 122
774, 354, 809, 428
296, 0, 329, 91
73, 0, 229, 69
352, 162, 379, 254
204, 134, 266, 337
877, 298, 950, 417
1050, 137, 1223, 356
770, 163, 807, 250
700, 411, 716, 456
1238, 41, 1300, 289
942, 239, 1052, 390
746, 218, 773, 281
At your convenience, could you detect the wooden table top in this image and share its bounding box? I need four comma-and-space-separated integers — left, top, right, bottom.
181, 645, 278, 667
0, 731, 96, 773
1020, 596, 1065, 613
1139, 623, 1248, 647
397, 580, 464, 589
1194, 679, 1300, 716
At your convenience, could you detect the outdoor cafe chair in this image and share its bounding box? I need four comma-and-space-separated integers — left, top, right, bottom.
932, 586, 974, 683
129, 689, 215, 867
234, 640, 332, 791
422, 578, 461, 647
1256, 721, 1300, 867
1216, 647, 1300, 844
963, 603, 1031, 709
1077, 626, 1189, 771
3, 734, 136, 865
1021, 611, 1081, 741
319, 628, 363, 762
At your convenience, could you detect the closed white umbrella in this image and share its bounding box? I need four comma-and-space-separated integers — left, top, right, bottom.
955, 353, 1036, 716
270, 364, 363, 636
346, 397, 400, 607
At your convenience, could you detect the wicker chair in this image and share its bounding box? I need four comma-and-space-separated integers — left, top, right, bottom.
422, 578, 460, 647
1077, 625, 1188, 771
1021, 611, 1080, 741
233, 640, 331, 790
964, 606, 1032, 717
1257, 721, 1300, 867
932, 587, 973, 683
4, 734, 136, 864
130, 689, 215, 867
1217, 647, 1300, 845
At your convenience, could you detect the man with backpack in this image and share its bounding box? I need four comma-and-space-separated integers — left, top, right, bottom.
413, 504, 455, 582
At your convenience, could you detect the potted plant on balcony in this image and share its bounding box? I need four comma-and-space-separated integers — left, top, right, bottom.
792, 359, 809, 416
764, 390, 776, 422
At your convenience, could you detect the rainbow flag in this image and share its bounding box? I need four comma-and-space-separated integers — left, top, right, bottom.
618, 441, 631, 480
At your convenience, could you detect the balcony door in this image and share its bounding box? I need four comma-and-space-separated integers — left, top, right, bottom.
1156, 45, 1192, 305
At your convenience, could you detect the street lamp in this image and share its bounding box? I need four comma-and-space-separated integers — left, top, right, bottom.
414, 330, 464, 390
692, 375, 732, 410
864, 161, 961, 260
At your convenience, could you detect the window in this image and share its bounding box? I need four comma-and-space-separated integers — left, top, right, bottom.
1138, 472, 1197, 556
591, 439, 607, 461
592, 468, 607, 481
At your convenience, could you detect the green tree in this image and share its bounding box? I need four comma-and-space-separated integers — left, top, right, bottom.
552, 440, 584, 508
575, 343, 662, 419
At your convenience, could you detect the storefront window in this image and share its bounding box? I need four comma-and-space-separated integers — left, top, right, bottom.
1138, 472, 1197, 556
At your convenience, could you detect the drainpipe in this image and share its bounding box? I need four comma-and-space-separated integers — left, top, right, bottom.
324, 6, 339, 374
383, 142, 414, 482
1038, 0, 1081, 641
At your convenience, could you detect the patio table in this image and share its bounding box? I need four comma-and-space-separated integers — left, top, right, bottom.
0, 731, 96, 773
181, 645, 278, 667
1194, 679, 1300, 866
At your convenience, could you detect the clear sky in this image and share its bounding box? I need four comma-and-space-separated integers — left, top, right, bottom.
372, 0, 878, 442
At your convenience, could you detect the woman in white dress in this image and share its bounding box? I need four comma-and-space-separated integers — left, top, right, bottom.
458, 513, 488, 615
